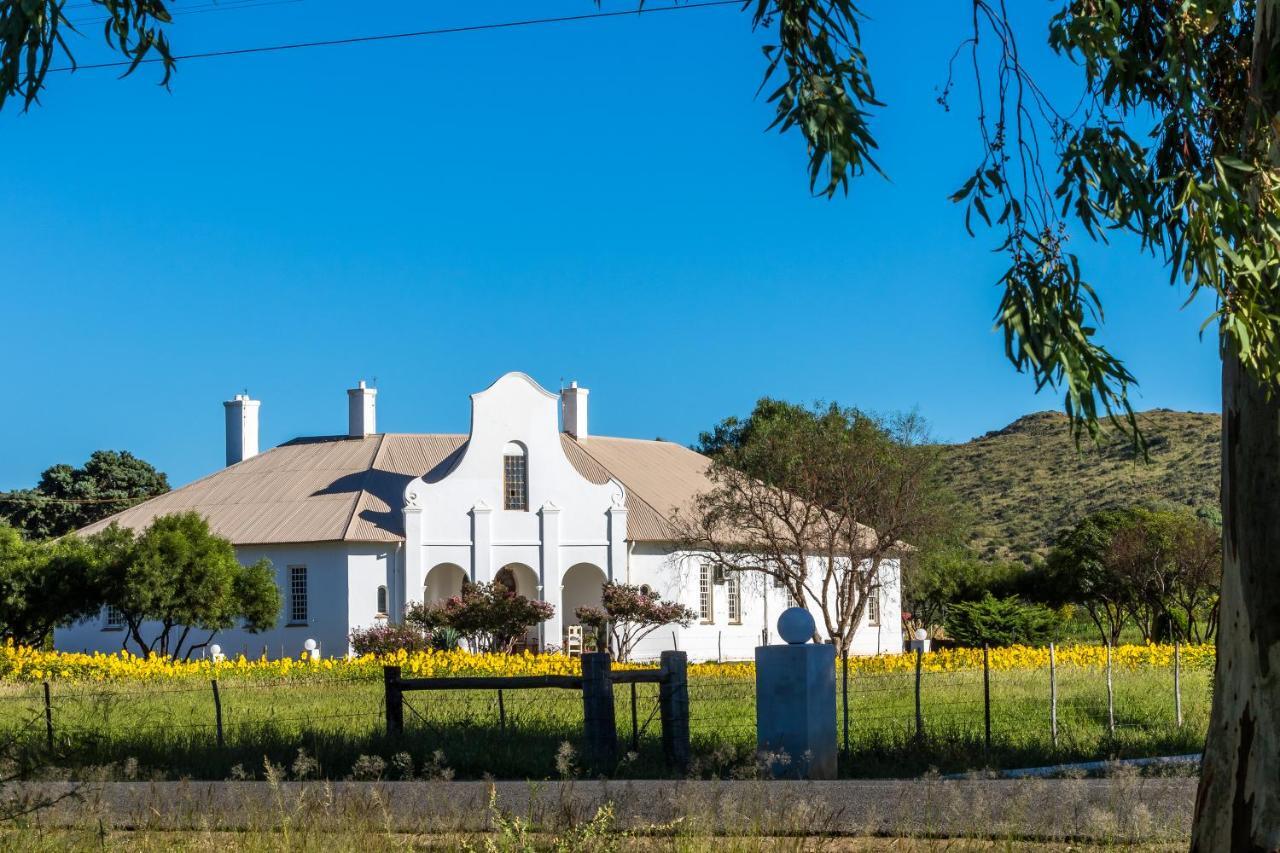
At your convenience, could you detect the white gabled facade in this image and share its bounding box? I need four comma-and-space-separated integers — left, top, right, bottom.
55, 373, 902, 661
401, 373, 628, 652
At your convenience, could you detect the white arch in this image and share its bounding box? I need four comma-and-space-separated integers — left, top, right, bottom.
496, 562, 539, 600
425, 562, 467, 603
561, 562, 607, 642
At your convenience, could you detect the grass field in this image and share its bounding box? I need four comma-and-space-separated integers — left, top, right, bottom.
0, 651, 1210, 781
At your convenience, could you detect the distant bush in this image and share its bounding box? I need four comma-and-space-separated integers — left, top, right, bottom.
945, 594, 1063, 647
348, 623, 431, 656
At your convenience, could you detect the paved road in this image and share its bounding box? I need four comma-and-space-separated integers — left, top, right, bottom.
10, 777, 1196, 842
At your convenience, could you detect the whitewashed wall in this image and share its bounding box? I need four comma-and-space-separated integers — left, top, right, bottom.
622, 547, 903, 662
55, 542, 363, 659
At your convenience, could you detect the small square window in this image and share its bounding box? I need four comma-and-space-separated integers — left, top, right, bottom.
104, 605, 125, 630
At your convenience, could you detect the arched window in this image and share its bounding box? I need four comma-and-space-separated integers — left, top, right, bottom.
503, 442, 528, 511
376, 585, 388, 616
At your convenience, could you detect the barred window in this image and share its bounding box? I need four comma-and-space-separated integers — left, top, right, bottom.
104, 605, 125, 629
289, 566, 308, 624
376, 585, 388, 616
698, 563, 714, 623
503, 443, 528, 511
726, 576, 741, 625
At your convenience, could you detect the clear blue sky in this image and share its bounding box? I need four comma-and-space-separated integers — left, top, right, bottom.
0, 1, 1220, 490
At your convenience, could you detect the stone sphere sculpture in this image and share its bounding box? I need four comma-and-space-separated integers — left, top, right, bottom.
777, 607, 816, 644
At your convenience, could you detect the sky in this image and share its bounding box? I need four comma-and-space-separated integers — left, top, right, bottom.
0, 0, 1221, 490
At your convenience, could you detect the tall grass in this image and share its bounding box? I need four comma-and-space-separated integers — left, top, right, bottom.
0, 658, 1208, 781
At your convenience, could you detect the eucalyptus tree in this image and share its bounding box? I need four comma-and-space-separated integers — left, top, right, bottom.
3, 0, 1279, 843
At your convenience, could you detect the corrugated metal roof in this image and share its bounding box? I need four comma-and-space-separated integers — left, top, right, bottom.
77, 433, 713, 545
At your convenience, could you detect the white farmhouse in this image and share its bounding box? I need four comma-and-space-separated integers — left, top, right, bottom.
57, 373, 902, 661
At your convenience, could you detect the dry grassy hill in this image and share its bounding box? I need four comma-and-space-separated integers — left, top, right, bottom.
938, 409, 1220, 564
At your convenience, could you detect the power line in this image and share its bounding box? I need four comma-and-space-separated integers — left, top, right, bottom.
50, 0, 741, 73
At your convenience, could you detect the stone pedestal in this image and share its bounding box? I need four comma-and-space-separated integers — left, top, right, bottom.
755, 609, 837, 780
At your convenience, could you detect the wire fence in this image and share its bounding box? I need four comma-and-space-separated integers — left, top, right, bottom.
0, 646, 1211, 778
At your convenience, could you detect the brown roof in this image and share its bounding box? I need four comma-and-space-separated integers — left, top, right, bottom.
76, 434, 713, 545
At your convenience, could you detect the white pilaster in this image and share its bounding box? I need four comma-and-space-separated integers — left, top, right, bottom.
607, 498, 628, 583
402, 505, 425, 619
539, 501, 562, 651
471, 501, 493, 583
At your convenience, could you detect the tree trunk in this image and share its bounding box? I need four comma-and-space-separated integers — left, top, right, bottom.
1191, 351, 1280, 851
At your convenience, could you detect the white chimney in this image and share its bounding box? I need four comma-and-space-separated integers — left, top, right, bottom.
347, 380, 377, 437
561, 381, 588, 439
224, 394, 260, 466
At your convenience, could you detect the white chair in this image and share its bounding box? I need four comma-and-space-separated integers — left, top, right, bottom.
565, 625, 583, 657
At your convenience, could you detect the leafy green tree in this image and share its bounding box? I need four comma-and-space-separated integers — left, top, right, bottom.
1106, 507, 1222, 644
945, 594, 1064, 648
901, 545, 1022, 636
1037, 510, 1136, 646
91, 514, 278, 660
0, 523, 97, 646
0, 451, 169, 539
1041, 507, 1222, 645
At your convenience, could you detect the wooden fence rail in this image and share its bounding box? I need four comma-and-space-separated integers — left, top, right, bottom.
382, 650, 690, 774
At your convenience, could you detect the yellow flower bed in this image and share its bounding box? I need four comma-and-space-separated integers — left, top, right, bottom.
0, 641, 1214, 684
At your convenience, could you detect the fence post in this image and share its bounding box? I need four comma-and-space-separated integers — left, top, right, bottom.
1105, 643, 1115, 736
211, 679, 225, 748
659, 650, 690, 772
1174, 640, 1183, 728
497, 689, 506, 734
914, 646, 924, 744
42, 681, 53, 751
1049, 642, 1058, 749
841, 649, 850, 757
982, 645, 991, 756
580, 652, 617, 772
383, 665, 404, 737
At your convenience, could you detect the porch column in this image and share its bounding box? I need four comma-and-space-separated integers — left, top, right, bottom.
402, 505, 425, 621
540, 501, 562, 651
471, 500, 493, 584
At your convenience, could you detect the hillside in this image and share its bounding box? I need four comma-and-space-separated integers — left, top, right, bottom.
938, 409, 1220, 564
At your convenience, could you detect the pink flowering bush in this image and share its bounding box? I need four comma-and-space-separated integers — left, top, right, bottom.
348, 623, 432, 656
576, 582, 694, 661
407, 581, 554, 653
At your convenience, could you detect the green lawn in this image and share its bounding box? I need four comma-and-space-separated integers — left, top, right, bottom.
0, 661, 1208, 781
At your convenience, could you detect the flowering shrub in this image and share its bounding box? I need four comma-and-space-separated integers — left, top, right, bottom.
348, 623, 432, 656
0, 641, 1216, 684
406, 582, 554, 653
576, 582, 695, 661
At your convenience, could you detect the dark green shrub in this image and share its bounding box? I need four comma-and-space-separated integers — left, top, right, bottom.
944, 594, 1063, 647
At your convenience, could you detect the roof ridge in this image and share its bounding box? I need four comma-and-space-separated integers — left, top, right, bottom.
340, 433, 388, 541
569, 437, 677, 537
